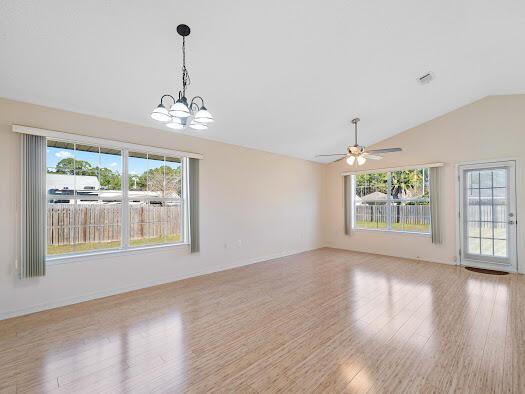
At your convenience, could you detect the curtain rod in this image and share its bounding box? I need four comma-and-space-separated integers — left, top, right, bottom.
341, 162, 444, 176
12, 124, 204, 160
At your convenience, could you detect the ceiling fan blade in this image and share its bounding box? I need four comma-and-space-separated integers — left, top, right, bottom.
366, 147, 402, 154
362, 153, 383, 160
333, 156, 348, 163
315, 153, 347, 157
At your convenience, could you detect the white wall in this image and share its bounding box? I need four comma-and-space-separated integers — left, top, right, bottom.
323, 95, 525, 273
0, 98, 324, 319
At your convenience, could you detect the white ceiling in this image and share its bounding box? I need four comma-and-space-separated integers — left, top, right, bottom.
1, 1, 524, 162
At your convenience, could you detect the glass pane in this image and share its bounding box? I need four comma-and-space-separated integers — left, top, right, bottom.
129, 201, 182, 246
479, 188, 492, 198
480, 171, 492, 188
481, 238, 493, 255
480, 206, 493, 223
468, 237, 480, 254
493, 187, 506, 199
494, 239, 507, 257
494, 223, 507, 240
99, 147, 122, 197
467, 171, 479, 188
74, 144, 100, 198
355, 172, 388, 198
47, 141, 76, 198
165, 156, 182, 199
390, 202, 430, 233
354, 203, 387, 229
128, 151, 148, 193
391, 169, 424, 199
468, 222, 480, 238
493, 169, 506, 188
480, 222, 493, 238
47, 200, 122, 255
147, 154, 165, 197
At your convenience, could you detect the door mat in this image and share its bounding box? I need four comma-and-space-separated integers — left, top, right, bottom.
465, 267, 509, 275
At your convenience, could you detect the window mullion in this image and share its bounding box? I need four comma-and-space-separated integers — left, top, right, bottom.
122, 149, 129, 249
387, 171, 392, 230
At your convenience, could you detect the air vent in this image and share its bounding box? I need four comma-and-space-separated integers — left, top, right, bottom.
418, 72, 434, 85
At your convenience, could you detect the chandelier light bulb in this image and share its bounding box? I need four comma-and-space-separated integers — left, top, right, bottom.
194, 107, 214, 123
151, 104, 171, 122
357, 155, 367, 166
170, 97, 191, 118
346, 156, 356, 166
166, 117, 184, 130
189, 120, 208, 130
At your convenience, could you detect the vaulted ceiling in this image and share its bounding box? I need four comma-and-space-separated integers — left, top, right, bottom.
1, 0, 524, 161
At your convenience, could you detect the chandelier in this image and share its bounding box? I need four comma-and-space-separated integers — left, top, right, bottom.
150, 24, 214, 130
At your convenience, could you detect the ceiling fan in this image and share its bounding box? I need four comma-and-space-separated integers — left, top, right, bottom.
317, 118, 402, 165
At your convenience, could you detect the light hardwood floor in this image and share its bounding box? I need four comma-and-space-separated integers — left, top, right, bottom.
1, 248, 524, 393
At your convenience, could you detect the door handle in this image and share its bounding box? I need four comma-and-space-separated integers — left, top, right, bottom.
508, 220, 515, 225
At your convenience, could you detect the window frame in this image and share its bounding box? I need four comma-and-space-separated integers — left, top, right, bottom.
352, 168, 431, 235
46, 137, 189, 262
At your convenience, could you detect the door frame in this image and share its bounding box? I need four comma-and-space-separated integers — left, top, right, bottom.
455, 158, 519, 273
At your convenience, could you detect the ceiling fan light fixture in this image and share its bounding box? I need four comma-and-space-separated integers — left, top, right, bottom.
346, 156, 356, 166
316, 117, 401, 164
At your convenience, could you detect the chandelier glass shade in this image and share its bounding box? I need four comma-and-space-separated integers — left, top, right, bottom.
150, 24, 213, 131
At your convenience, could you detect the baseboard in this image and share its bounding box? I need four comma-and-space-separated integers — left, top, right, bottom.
0, 246, 319, 321
325, 246, 458, 267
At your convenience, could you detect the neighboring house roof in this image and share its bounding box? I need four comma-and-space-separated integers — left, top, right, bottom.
47, 174, 100, 191
360, 191, 387, 202
99, 190, 181, 199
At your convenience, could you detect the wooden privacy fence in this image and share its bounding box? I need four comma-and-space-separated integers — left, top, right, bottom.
355, 204, 431, 224
356, 203, 506, 226
47, 203, 181, 245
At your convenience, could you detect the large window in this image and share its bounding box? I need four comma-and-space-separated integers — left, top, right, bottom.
353, 168, 430, 234
47, 139, 186, 257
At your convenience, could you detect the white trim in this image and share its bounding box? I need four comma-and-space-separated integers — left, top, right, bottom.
12, 124, 204, 160
46, 242, 190, 265
351, 228, 431, 236
341, 162, 443, 176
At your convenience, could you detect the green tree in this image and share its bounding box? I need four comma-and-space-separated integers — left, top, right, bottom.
51, 158, 122, 190
54, 158, 95, 175
99, 167, 121, 190
390, 170, 424, 223
130, 166, 182, 197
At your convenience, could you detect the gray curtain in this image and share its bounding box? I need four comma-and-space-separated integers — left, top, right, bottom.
21, 134, 47, 278
344, 175, 352, 235
189, 158, 200, 253
429, 167, 442, 244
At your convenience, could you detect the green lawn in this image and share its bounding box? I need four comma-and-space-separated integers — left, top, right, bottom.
47, 234, 181, 255
356, 220, 429, 233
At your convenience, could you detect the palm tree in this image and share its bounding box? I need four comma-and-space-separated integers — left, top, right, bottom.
390, 170, 424, 223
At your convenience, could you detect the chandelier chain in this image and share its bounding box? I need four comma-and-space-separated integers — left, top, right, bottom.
182, 36, 191, 97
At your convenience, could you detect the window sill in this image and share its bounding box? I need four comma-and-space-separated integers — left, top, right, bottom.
351, 228, 431, 237
46, 242, 190, 266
